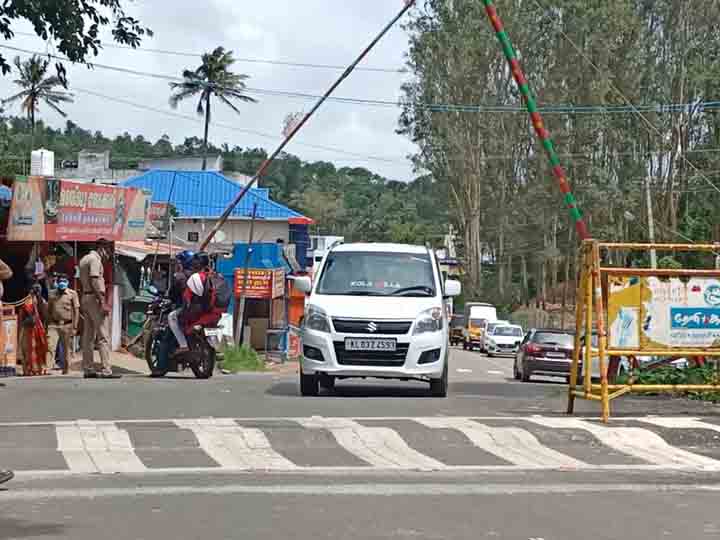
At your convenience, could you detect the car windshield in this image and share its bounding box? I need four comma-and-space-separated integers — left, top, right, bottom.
451, 316, 465, 328
494, 326, 523, 337
316, 251, 436, 297
534, 332, 574, 347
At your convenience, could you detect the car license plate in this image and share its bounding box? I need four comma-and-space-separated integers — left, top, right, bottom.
345, 338, 396, 352
204, 328, 222, 338
546, 351, 566, 358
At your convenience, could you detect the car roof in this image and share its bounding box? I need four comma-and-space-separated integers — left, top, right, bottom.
331, 243, 429, 255
533, 328, 574, 333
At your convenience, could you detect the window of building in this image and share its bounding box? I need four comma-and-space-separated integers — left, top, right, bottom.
187, 231, 199, 242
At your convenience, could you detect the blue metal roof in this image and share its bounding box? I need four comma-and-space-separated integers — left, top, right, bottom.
122, 170, 305, 220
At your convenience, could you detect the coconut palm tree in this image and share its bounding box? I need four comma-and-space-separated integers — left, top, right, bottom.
3, 55, 74, 148
169, 47, 257, 170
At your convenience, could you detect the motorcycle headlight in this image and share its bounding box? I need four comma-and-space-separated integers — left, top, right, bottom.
304, 305, 331, 333
413, 307, 444, 335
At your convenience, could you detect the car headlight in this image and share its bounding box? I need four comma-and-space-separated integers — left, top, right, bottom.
304, 305, 331, 333
413, 307, 444, 335
487, 339, 496, 347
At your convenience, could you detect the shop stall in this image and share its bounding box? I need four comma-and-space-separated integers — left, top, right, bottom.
1, 176, 151, 375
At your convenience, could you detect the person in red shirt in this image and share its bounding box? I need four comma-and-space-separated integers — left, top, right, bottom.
168, 252, 223, 353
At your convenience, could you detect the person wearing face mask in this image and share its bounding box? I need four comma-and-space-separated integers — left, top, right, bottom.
78, 239, 119, 379
46, 274, 79, 374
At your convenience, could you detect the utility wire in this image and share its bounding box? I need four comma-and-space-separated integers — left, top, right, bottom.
5, 44, 720, 115
11, 30, 406, 74
72, 87, 403, 164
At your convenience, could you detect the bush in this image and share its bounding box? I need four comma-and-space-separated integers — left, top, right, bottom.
616, 364, 720, 402
219, 344, 265, 373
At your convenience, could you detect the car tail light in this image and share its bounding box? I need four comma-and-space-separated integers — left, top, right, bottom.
525, 343, 542, 356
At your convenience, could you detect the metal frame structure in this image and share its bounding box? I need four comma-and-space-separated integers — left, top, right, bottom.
568, 240, 720, 422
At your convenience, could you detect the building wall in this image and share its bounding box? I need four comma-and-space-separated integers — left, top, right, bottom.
172, 218, 290, 246
55, 168, 138, 184
138, 156, 223, 171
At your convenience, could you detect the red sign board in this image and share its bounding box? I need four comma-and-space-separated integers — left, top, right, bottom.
234, 268, 285, 299
7, 176, 150, 242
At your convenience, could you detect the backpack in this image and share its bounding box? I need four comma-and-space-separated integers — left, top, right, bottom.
204, 271, 231, 310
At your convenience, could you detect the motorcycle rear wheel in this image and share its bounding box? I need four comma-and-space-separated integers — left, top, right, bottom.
145, 337, 169, 378
189, 335, 216, 379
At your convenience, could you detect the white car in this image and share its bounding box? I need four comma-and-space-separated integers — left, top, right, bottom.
296, 243, 461, 397
480, 320, 510, 352
484, 324, 524, 356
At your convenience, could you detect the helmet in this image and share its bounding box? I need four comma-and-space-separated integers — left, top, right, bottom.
175, 250, 195, 270
193, 251, 210, 269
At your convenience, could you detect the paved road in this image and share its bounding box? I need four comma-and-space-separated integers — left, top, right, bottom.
2, 347, 720, 539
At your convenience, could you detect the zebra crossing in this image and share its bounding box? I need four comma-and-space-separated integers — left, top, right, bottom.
5, 416, 720, 476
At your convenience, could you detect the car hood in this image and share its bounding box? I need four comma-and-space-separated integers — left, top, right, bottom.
490, 335, 522, 344
309, 294, 440, 320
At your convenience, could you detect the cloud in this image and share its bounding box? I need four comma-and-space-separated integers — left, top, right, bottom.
0, 1, 418, 181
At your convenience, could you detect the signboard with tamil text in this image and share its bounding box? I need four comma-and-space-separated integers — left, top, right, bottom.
7, 176, 150, 242
607, 275, 720, 350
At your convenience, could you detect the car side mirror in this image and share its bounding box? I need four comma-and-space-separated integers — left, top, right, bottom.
444, 279, 461, 298
294, 276, 312, 294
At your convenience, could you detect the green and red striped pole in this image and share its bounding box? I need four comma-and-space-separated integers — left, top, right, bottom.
482, 0, 589, 240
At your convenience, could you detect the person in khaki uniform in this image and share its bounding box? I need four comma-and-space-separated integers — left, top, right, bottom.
46, 274, 79, 374
79, 239, 120, 379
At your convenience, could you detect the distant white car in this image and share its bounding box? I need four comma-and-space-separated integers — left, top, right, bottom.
480, 320, 510, 352
485, 324, 524, 356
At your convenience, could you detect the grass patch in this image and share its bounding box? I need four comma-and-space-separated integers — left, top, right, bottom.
219, 344, 265, 373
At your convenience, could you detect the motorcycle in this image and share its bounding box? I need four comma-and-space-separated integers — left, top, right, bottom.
143, 286, 222, 379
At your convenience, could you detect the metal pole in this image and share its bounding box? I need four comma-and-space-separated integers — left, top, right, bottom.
482, 0, 589, 240
646, 176, 657, 268
235, 203, 258, 346
198, 1, 416, 251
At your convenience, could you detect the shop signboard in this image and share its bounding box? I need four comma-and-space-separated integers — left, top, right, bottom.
234, 268, 285, 299
607, 275, 720, 350
7, 176, 151, 242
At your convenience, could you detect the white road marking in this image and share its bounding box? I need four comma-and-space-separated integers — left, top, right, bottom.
5, 416, 720, 427
487, 370, 504, 375
529, 417, 720, 470
175, 418, 297, 470
416, 418, 587, 469
637, 417, 720, 434
298, 417, 446, 470
456, 368, 473, 373
2, 483, 719, 501
56, 421, 146, 474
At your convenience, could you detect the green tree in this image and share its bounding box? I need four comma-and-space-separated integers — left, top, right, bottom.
0, 1, 151, 80
2, 55, 73, 147
169, 47, 257, 170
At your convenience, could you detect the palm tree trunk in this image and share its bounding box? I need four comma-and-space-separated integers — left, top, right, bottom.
30, 105, 36, 152
202, 93, 211, 171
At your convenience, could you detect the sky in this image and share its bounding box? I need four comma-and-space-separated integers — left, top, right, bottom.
0, 1, 419, 181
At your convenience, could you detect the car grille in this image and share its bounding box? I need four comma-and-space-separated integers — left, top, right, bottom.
497, 343, 518, 349
333, 342, 409, 367
331, 318, 412, 335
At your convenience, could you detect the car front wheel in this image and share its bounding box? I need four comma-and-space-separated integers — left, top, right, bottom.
300, 369, 319, 396
430, 362, 448, 398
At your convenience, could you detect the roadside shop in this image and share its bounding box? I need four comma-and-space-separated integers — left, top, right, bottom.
0, 175, 151, 375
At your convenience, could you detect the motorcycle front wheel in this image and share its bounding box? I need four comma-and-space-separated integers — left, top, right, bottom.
189, 335, 216, 379
145, 336, 169, 378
